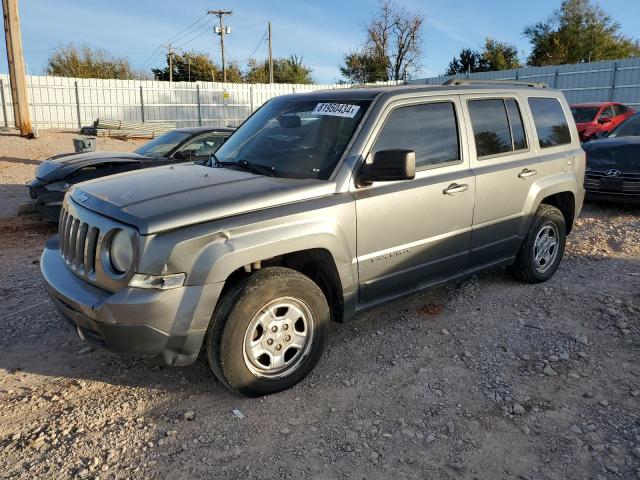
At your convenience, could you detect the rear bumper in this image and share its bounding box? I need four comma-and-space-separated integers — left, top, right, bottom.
41, 235, 223, 365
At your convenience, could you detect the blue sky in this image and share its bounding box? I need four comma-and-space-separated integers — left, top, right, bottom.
1, 0, 639, 83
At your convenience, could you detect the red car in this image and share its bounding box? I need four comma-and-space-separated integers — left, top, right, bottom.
570, 102, 635, 142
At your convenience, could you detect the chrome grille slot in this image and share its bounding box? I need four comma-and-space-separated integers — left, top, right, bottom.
84, 226, 99, 275
68, 218, 79, 262
75, 223, 88, 269
58, 205, 101, 279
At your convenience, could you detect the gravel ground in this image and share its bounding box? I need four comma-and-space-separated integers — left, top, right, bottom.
0, 131, 639, 480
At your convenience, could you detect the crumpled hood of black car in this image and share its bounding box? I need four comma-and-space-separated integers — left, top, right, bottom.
36, 151, 150, 180
69, 163, 335, 234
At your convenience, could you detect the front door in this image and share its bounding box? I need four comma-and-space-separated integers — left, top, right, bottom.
353, 97, 475, 307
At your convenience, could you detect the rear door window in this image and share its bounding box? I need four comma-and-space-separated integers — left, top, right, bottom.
528, 97, 572, 148
505, 99, 528, 150
468, 98, 528, 158
373, 101, 460, 169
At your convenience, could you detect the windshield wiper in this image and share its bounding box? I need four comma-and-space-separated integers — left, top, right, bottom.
215, 159, 275, 177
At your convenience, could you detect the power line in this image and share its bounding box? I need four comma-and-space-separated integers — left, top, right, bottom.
227, 29, 267, 64
165, 13, 210, 44
173, 19, 216, 50
139, 14, 212, 70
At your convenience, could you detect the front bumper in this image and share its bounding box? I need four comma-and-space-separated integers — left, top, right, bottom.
41, 235, 224, 365
585, 189, 640, 205
28, 178, 64, 221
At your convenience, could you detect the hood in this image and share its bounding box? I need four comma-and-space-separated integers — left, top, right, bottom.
70, 163, 336, 234
583, 136, 640, 174
36, 151, 151, 181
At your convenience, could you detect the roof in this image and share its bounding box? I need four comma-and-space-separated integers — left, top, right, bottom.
174, 126, 235, 134
280, 83, 561, 102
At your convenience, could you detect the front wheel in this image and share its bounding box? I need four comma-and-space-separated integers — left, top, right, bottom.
512, 204, 566, 283
206, 267, 329, 397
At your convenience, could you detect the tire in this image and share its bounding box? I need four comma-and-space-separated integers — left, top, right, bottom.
512, 204, 566, 284
205, 267, 330, 397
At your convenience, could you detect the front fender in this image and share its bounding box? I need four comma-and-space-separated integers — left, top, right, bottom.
138, 196, 358, 296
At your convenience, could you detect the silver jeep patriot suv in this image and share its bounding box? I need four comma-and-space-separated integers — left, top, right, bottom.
41, 80, 585, 396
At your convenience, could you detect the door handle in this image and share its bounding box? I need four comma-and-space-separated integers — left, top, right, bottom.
443, 183, 469, 195
518, 168, 537, 179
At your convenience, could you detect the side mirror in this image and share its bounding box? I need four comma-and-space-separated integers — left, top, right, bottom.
598, 116, 612, 124
359, 149, 416, 185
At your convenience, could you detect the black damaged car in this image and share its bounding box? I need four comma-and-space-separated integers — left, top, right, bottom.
28, 127, 234, 221
582, 113, 640, 204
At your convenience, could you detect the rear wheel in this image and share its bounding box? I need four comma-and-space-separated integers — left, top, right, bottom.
512, 204, 566, 283
206, 267, 329, 397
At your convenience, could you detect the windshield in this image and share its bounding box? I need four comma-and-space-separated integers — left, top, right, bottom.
608, 114, 640, 138
213, 97, 371, 179
134, 131, 191, 158
570, 106, 600, 123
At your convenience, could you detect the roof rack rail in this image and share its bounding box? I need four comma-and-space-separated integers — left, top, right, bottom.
443, 78, 549, 89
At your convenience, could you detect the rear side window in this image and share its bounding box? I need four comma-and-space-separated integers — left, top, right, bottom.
373, 102, 460, 169
528, 97, 572, 148
468, 98, 528, 158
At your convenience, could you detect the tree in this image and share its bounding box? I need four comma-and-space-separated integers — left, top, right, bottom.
482, 38, 521, 71
446, 39, 521, 75
445, 49, 487, 75
151, 51, 243, 82
339, 50, 388, 84
340, 0, 424, 83
524, 0, 640, 66
245, 55, 313, 84
46, 43, 137, 79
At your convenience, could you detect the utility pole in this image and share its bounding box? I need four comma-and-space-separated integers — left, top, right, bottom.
208, 10, 232, 82
2, 0, 32, 136
165, 45, 174, 84
268, 21, 273, 84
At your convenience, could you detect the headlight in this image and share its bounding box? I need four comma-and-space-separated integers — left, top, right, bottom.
44, 181, 70, 192
110, 229, 133, 273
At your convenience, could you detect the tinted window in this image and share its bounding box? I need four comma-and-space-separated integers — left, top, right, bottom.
134, 131, 191, 158
608, 114, 640, 138
506, 99, 528, 150
373, 102, 460, 168
570, 106, 599, 123
177, 133, 227, 161
599, 106, 614, 119
528, 98, 572, 148
613, 105, 627, 116
468, 99, 512, 157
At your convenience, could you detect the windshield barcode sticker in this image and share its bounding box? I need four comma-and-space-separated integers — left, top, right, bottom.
312, 103, 360, 118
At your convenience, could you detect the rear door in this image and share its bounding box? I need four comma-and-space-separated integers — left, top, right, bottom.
461, 94, 541, 268
353, 96, 475, 306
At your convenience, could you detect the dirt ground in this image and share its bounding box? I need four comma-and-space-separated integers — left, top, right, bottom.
0, 130, 639, 480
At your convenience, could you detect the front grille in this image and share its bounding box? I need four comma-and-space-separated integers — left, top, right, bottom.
59, 206, 100, 278
585, 172, 640, 194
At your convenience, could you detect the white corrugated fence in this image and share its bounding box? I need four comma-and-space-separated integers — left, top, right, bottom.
0, 75, 399, 130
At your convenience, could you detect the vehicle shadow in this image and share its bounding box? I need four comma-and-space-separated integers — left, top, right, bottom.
0, 156, 42, 166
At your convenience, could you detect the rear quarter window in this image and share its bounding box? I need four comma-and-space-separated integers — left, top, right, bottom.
528, 97, 572, 148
